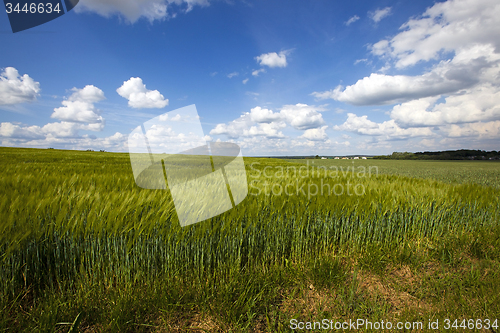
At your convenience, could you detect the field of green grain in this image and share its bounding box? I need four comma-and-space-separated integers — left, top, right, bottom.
288, 158, 500, 189
1, 147, 499, 332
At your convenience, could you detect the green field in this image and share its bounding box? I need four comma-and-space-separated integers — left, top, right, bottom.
287, 158, 500, 189
1, 147, 499, 332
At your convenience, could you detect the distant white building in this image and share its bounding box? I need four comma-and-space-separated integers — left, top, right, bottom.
353, 156, 359, 160
361, 156, 367, 160
334, 157, 340, 159
321, 157, 327, 159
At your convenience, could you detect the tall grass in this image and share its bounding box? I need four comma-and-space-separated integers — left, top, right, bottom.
1, 147, 498, 304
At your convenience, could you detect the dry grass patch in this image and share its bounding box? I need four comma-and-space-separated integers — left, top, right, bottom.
358, 266, 433, 316
279, 283, 339, 319
154, 312, 225, 333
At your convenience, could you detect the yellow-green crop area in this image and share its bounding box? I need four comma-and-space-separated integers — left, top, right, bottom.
1, 147, 499, 332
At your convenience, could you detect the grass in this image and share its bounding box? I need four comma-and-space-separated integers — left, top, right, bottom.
0, 147, 499, 332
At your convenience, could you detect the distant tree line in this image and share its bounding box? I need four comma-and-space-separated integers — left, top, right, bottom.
374, 149, 500, 160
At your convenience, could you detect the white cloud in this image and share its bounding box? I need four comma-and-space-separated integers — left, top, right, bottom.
210, 104, 326, 139
2, 84, 110, 149
279, 103, 326, 130
242, 78, 249, 84
142, 124, 177, 146
227, 72, 239, 78
369, 7, 392, 23
0, 121, 106, 140
71, 84, 105, 103
345, 15, 360, 26
246, 122, 286, 138
249, 106, 281, 123
117, 77, 169, 108
0, 67, 40, 105
0, 71, 130, 151
209, 111, 285, 139
75, 0, 209, 23
354, 59, 368, 65
370, 0, 500, 68
42, 122, 86, 137
334, 113, 434, 139
1, 125, 127, 151
76, 0, 167, 22
255, 50, 291, 68
300, 126, 329, 141
333, 106, 500, 143
312, 44, 500, 105
311, 0, 500, 150
311, 72, 467, 106
377, 64, 391, 73
51, 85, 105, 124
314, 0, 500, 109
439, 121, 500, 139
390, 84, 500, 128
0, 122, 44, 139
252, 68, 266, 76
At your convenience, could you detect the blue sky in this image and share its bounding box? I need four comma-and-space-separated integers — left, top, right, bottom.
1, 0, 499, 156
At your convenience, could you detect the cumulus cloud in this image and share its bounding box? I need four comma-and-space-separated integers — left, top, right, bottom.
0, 82, 116, 150
0, 121, 109, 140
0, 123, 127, 151
279, 103, 326, 130
117, 77, 169, 108
0, 122, 44, 140
136, 121, 211, 154
210, 104, 326, 140
314, 0, 500, 108
246, 122, 286, 138
312, 72, 469, 106
312, 0, 500, 149
333, 108, 500, 144
334, 113, 434, 139
51, 85, 105, 124
210, 111, 286, 139
390, 84, 500, 128
242, 78, 249, 84
300, 126, 328, 141
227, 72, 239, 78
369, 7, 392, 23
249, 106, 282, 123
255, 50, 291, 68
75, 0, 209, 23
0, 67, 40, 105
42, 122, 88, 137
210, 106, 285, 139
439, 121, 500, 139
345, 15, 360, 26
370, 0, 500, 68
312, 43, 500, 105
0, 81, 129, 150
